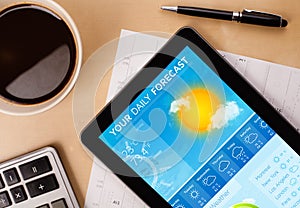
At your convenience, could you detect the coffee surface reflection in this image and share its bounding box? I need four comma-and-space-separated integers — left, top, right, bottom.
0, 4, 76, 104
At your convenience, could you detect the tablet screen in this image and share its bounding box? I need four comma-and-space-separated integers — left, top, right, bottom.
98, 46, 299, 207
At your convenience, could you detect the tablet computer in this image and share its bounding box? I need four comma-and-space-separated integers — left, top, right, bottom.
81, 27, 300, 208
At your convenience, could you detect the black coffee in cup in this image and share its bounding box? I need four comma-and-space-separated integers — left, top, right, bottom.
0, 4, 77, 105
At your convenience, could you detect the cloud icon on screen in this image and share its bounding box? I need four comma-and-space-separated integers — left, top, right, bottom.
218, 160, 230, 172
244, 133, 258, 144
232, 146, 243, 159
210, 101, 242, 130
203, 175, 216, 186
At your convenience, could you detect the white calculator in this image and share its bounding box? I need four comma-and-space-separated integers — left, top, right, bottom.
0, 147, 79, 208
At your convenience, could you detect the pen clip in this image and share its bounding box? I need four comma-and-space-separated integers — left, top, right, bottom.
242, 9, 282, 18
241, 9, 286, 27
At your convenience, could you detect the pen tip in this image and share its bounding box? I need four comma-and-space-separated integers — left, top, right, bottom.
161, 6, 177, 12
281, 19, 288, 27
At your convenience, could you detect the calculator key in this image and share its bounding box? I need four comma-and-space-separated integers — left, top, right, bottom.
0, 176, 4, 189
10, 186, 27, 204
19, 156, 52, 180
36, 204, 50, 208
3, 168, 20, 186
26, 174, 59, 198
0, 191, 12, 208
51, 198, 68, 208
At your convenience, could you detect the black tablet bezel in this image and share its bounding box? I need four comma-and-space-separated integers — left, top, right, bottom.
81, 27, 300, 207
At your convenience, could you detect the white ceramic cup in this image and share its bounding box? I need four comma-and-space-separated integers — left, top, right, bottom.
0, 0, 82, 116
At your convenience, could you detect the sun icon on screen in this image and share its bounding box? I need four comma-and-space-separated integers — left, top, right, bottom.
190, 189, 200, 199
170, 88, 220, 132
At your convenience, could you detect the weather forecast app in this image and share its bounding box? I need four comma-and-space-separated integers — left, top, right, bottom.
99, 47, 300, 208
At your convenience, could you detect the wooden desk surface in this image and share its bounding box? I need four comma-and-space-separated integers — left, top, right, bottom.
1, 0, 300, 206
